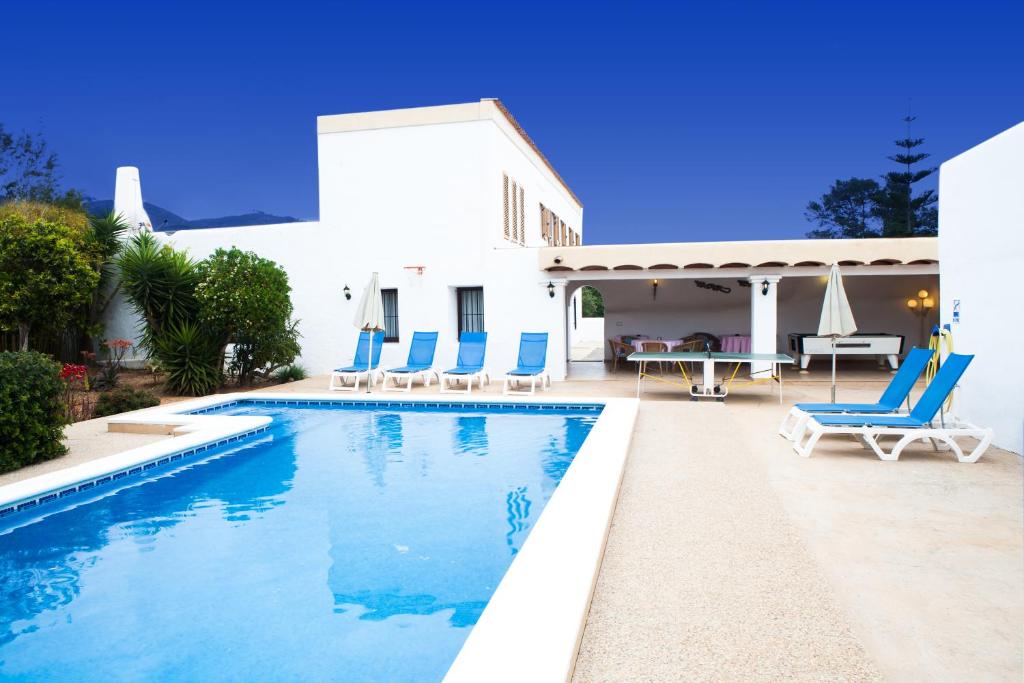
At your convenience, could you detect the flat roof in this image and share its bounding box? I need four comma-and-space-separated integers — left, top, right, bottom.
541, 236, 938, 271
317, 99, 582, 208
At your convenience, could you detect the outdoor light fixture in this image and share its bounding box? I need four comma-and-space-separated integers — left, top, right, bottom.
343, 285, 351, 300
652, 279, 659, 300
761, 279, 770, 296
547, 281, 555, 298
906, 289, 935, 311
907, 289, 935, 345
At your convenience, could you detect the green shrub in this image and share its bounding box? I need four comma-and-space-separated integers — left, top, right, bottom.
92, 386, 161, 417
196, 248, 300, 385
0, 351, 69, 473
117, 237, 301, 395
117, 232, 201, 350
274, 364, 307, 383
155, 321, 222, 396
0, 206, 99, 350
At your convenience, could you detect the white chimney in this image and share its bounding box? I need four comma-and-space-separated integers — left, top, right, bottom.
113, 166, 153, 232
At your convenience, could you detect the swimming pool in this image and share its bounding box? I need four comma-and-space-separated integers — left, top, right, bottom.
0, 399, 601, 682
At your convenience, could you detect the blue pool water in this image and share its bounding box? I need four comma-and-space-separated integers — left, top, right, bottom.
0, 400, 598, 682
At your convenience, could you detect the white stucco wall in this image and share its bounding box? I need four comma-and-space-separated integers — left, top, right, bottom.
938, 122, 1024, 454
578, 274, 939, 361
108, 104, 581, 381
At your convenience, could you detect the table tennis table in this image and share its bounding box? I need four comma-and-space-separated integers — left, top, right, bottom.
627, 350, 795, 402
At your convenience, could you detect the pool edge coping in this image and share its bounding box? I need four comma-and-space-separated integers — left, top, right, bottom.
443, 395, 640, 682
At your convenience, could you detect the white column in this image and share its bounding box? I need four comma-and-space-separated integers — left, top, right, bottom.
749, 275, 781, 377
552, 279, 569, 381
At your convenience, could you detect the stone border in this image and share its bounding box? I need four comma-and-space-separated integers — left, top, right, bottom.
444, 396, 639, 681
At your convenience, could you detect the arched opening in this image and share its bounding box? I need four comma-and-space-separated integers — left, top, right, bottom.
568, 285, 605, 361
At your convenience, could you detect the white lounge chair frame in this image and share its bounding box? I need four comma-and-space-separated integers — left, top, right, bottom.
502, 371, 551, 396
328, 368, 381, 392
778, 406, 909, 442
439, 370, 490, 394
792, 416, 993, 463
381, 368, 440, 393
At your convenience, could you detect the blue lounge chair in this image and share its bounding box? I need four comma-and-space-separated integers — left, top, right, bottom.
381, 331, 440, 392
440, 332, 489, 394
503, 332, 551, 395
778, 347, 934, 440
328, 330, 385, 392
793, 353, 992, 462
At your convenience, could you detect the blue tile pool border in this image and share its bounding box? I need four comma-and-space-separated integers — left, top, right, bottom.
0, 424, 272, 524
184, 397, 604, 416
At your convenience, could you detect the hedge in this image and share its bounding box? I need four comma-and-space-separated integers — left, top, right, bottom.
93, 387, 161, 417
0, 351, 69, 473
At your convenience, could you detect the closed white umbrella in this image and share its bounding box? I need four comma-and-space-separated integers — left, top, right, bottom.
353, 272, 385, 393
818, 263, 858, 403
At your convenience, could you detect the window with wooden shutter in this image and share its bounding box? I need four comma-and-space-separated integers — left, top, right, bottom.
539, 203, 575, 247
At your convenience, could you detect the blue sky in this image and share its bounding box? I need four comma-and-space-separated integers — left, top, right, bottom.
3, 1, 1021, 243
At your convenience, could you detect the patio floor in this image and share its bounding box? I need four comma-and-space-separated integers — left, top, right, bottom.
10, 368, 1022, 681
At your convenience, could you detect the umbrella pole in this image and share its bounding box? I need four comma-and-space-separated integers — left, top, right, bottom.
831, 338, 837, 404
366, 330, 373, 394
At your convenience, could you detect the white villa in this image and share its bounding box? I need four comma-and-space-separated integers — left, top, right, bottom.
107, 100, 1022, 455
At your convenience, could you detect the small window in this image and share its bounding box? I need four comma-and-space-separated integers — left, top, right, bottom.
382, 289, 399, 342
456, 287, 485, 336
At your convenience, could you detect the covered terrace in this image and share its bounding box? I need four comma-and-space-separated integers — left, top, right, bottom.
546, 237, 940, 392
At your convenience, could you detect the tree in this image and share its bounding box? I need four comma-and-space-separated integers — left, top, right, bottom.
0, 123, 82, 208
117, 231, 201, 350
82, 212, 130, 346
581, 286, 605, 317
118, 237, 301, 394
872, 115, 937, 236
804, 178, 882, 238
195, 248, 300, 384
0, 208, 99, 350
806, 114, 938, 238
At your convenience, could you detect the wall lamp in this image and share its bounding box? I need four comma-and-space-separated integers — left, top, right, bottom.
547, 281, 555, 298
761, 279, 770, 296
343, 285, 351, 300
652, 279, 659, 301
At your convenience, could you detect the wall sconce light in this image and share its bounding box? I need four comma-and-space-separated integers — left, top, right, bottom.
547, 281, 555, 298
761, 279, 770, 296
652, 279, 659, 301
343, 285, 351, 300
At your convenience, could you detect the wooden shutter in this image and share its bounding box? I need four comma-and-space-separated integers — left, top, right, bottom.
518, 186, 525, 245
511, 180, 518, 243
502, 174, 510, 240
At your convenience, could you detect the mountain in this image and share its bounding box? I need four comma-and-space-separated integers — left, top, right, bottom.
84, 200, 300, 231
